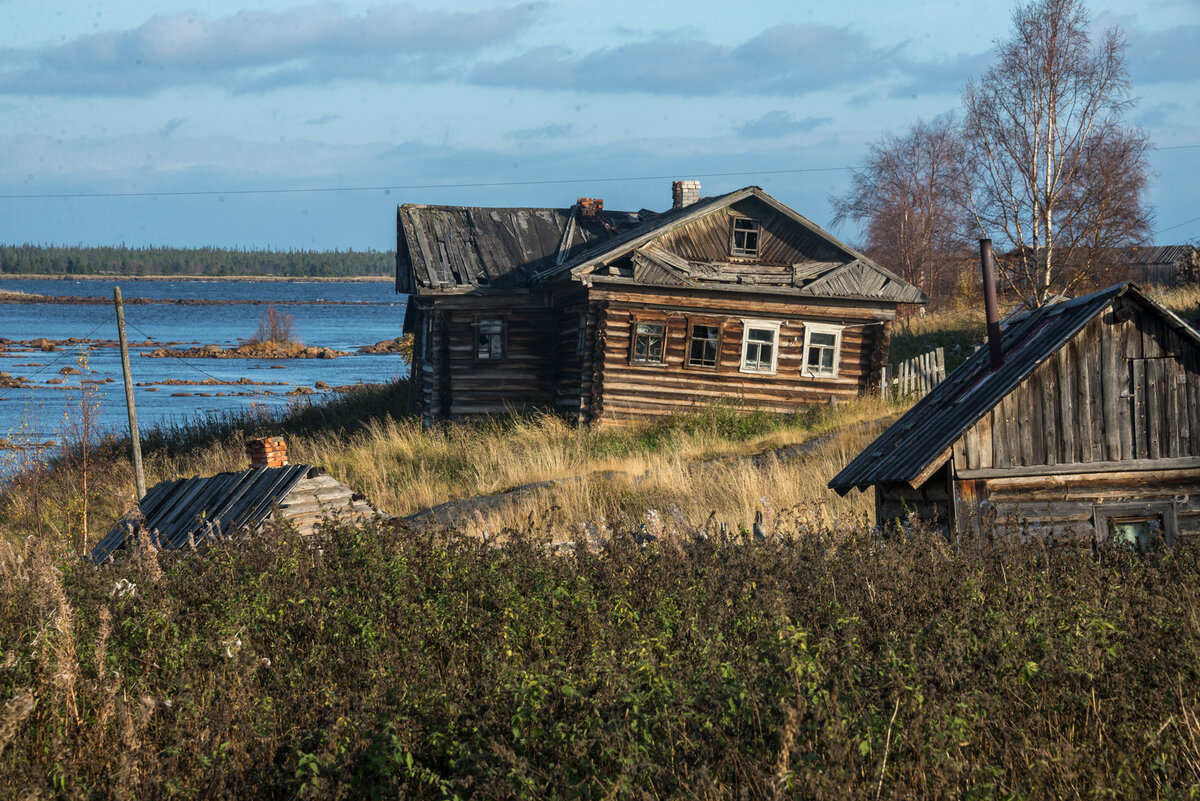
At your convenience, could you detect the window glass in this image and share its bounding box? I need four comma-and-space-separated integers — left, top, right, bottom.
803, 325, 842, 378
632, 322, 666, 364
476, 320, 504, 361
1111, 517, 1161, 552
688, 324, 720, 367
741, 324, 778, 373
731, 218, 760, 257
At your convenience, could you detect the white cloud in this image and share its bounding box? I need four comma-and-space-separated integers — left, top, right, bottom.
0, 3, 539, 96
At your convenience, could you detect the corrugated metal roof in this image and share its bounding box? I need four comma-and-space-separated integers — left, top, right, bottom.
828, 283, 1200, 493
91, 464, 314, 563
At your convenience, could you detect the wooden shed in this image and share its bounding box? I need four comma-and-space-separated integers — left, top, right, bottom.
397, 183, 925, 426
829, 283, 1200, 549
91, 464, 378, 563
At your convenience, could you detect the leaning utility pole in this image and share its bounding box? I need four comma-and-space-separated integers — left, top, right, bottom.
113, 287, 146, 499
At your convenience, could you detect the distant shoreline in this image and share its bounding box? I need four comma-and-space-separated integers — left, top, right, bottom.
0, 274, 392, 283
0, 290, 401, 306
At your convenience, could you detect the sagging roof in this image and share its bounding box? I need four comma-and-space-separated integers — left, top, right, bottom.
91, 465, 376, 563
828, 283, 1200, 494
396, 186, 926, 305
396, 204, 643, 293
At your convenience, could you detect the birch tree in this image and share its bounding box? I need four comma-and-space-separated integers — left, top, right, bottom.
830, 116, 967, 304
962, 0, 1151, 304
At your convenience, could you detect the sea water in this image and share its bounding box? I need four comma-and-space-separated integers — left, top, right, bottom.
0, 278, 407, 453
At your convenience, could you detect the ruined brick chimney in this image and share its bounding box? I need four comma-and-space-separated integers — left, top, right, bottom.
672, 180, 700, 210
577, 197, 604, 219
246, 436, 287, 468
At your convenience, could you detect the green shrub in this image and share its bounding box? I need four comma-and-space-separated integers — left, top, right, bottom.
3, 520, 1200, 798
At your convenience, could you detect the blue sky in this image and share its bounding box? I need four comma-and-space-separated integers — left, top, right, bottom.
1, 0, 1197, 252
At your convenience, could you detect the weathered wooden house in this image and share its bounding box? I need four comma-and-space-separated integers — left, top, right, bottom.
396, 182, 925, 426
829, 282, 1200, 549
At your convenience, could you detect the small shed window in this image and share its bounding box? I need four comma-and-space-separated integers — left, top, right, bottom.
475, 319, 505, 362
740, 320, 780, 374
802, 323, 843, 379
687, 323, 721, 369
631, 321, 667, 365
730, 218, 760, 258
1093, 501, 1178, 551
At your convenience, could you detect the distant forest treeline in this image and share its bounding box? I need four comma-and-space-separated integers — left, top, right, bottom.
0, 244, 395, 277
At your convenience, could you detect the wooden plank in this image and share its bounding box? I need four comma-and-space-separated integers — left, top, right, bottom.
1039, 358, 1057, 467
1170, 354, 1185, 458
1188, 350, 1200, 457
1074, 336, 1095, 462
977, 414, 994, 469
991, 406, 1008, 469
1132, 358, 1148, 459
963, 425, 981, 471
1086, 328, 1106, 462
1055, 347, 1075, 464
1100, 311, 1122, 461
1017, 373, 1035, 466
958, 456, 1200, 479
1146, 356, 1163, 460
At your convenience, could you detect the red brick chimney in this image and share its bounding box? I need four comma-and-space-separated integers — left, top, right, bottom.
577, 197, 604, 218
246, 436, 287, 468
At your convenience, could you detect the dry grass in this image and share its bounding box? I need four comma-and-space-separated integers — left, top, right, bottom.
0, 389, 897, 548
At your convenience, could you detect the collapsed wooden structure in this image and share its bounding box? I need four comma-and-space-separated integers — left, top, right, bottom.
91, 464, 377, 563
397, 183, 925, 426
830, 283, 1200, 548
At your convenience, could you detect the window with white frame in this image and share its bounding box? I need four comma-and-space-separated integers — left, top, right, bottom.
739, 320, 780, 374
802, 323, 843, 379
475, 319, 505, 362
631, 321, 667, 365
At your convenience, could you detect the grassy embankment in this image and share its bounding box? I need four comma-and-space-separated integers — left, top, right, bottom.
3, 286, 1200, 795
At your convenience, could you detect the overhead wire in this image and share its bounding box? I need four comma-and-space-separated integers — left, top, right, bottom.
121, 317, 243, 385
0, 166, 856, 200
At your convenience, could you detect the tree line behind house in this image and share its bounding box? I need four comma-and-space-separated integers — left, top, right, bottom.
0, 243, 395, 278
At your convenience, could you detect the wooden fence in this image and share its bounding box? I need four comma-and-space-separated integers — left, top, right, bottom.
882, 347, 946, 399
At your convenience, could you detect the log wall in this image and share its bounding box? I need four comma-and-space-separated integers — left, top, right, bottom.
586, 286, 892, 426
951, 470, 1200, 544
412, 295, 561, 423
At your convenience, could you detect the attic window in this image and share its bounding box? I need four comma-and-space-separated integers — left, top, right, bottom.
730, 218, 760, 258
474, 319, 505, 362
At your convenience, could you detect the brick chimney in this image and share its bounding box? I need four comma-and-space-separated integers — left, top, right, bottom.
246, 436, 287, 468
672, 180, 700, 210
577, 197, 604, 219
